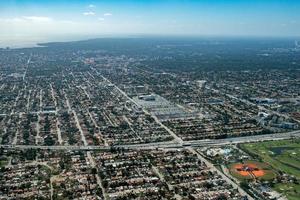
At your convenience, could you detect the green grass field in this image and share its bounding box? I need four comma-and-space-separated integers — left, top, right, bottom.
274, 183, 300, 200
240, 139, 300, 200
0, 158, 8, 168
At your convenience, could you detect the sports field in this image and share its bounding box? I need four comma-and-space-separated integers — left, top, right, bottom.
228, 160, 276, 181
241, 139, 300, 200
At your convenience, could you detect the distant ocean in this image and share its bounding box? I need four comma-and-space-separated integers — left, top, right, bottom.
0, 36, 77, 49
0, 34, 155, 49
0, 35, 118, 49
0, 39, 43, 49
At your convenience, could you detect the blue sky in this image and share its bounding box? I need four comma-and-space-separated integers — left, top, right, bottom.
0, 0, 300, 46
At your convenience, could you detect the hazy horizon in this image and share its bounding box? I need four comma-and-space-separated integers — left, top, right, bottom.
1, 0, 300, 47
2, 34, 300, 49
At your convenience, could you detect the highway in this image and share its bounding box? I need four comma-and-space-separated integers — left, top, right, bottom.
1, 130, 299, 151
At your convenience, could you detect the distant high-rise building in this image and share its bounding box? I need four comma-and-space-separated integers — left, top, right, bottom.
196, 80, 207, 90
295, 40, 300, 49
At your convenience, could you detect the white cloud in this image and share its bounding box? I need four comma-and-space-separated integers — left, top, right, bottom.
59, 20, 76, 24
103, 13, 112, 17
98, 17, 105, 21
83, 11, 95, 16
0, 16, 53, 23
88, 4, 95, 8
22, 16, 53, 22
0, 17, 24, 23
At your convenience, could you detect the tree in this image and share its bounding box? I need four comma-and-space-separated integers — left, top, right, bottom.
44, 136, 55, 146
91, 167, 97, 174
24, 149, 37, 160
